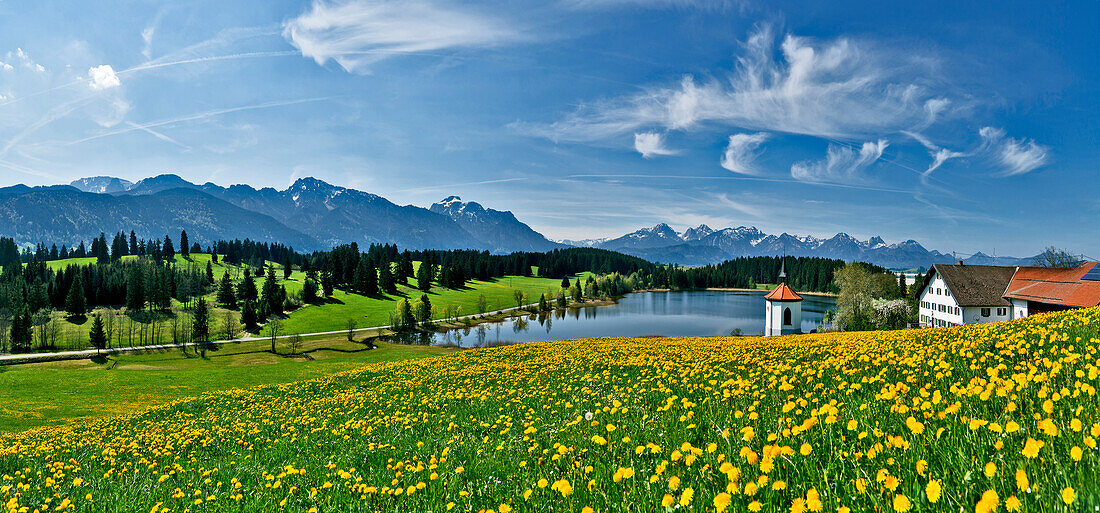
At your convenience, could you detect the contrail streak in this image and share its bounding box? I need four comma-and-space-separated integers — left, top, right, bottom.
66, 97, 330, 146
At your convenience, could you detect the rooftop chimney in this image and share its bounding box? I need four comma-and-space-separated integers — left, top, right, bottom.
958, 260, 964, 266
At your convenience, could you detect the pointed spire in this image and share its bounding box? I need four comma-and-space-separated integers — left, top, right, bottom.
778, 259, 787, 283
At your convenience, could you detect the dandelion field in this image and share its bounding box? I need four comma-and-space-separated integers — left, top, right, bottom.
1, 307, 1098, 512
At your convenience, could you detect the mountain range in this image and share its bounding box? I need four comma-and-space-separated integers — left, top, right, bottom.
0, 174, 1036, 269
557, 223, 1037, 269
0, 174, 560, 253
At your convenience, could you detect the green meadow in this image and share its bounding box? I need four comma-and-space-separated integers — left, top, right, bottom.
0, 333, 454, 433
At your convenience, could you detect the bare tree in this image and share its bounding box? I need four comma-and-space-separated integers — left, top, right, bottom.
222, 310, 239, 341
267, 317, 283, 354
346, 318, 357, 342
288, 332, 303, 355
1035, 246, 1080, 268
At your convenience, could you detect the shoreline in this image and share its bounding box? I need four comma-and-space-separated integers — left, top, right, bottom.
634, 287, 838, 298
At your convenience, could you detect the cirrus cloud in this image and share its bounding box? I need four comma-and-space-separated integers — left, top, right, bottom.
519, 24, 953, 143
719, 132, 769, 174
978, 126, 1048, 176
791, 139, 887, 183
633, 132, 677, 158
283, 0, 524, 74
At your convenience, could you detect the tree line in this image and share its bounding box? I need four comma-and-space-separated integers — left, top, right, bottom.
642, 256, 888, 293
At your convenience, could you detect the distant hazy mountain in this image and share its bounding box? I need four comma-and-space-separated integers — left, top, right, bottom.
600, 223, 684, 252
568, 223, 1030, 269
555, 237, 608, 247
681, 224, 715, 241
69, 176, 134, 194
4, 175, 559, 253
0, 186, 318, 249
429, 196, 561, 253
961, 251, 1039, 267
7, 174, 1039, 268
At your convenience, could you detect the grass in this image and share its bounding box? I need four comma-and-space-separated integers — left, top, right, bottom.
0, 333, 454, 433
1, 305, 1097, 511
35, 254, 579, 349
275, 272, 587, 336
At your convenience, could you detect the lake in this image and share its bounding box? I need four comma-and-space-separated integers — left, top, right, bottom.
386, 290, 836, 348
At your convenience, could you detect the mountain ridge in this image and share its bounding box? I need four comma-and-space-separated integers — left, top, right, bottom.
31, 174, 1038, 268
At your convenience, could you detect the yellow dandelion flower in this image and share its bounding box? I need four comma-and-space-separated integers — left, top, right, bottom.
893, 494, 912, 512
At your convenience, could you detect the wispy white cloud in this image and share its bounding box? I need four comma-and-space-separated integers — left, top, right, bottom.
903, 130, 966, 182
978, 126, 1048, 176
141, 7, 169, 60
562, 0, 745, 10
709, 192, 763, 218
791, 139, 887, 183
7, 48, 46, 73
519, 24, 952, 142
283, 0, 523, 73
633, 132, 676, 158
719, 132, 768, 174
87, 65, 120, 90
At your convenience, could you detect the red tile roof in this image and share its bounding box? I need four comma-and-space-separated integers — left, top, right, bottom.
1004, 261, 1100, 308
764, 282, 803, 302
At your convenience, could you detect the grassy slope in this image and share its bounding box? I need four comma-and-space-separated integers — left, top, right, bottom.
275, 272, 584, 336
0, 334, 454, 432
1, 308, 1097, 511
40, 254, 578, 347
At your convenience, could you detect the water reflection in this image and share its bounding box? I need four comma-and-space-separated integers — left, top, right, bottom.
383, 290, 836, 348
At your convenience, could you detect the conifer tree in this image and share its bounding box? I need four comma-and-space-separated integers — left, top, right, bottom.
126, 265, 145, 311
321, 269, 334, 297
417, 294, 432, 326
65, 274, 86, 318
241, 300, 258, 330
89, 314, 107, 351
180, 230, 190, 258
217, 271, 237, 308
11, 307, 31, 349
163, 235, 175, 261
302, 277, 318, 303
416, 262, 432, 292
238, 268, 258, 302
354, 260, 377, 296
260, 265, 280, 317
378, 263, 396, 294
192, 298, 209, 344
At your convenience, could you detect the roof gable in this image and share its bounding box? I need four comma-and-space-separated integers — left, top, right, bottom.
1005, 261, 1100, 308
764, 282, 803, 302
921, 264, 1016, 307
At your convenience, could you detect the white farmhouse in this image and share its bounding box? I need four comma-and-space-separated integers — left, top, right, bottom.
916, 263, 1017, 328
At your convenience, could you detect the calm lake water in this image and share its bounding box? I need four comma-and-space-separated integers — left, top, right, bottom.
387, 290, 836, 348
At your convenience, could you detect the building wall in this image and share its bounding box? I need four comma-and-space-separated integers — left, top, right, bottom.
1011, 299, 1029, 319
764, 300, 801, 336
918, 273, 963, 327
961, 305, 1012, 325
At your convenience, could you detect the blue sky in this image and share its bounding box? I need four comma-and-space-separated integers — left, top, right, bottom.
0, 0, 1095, 256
